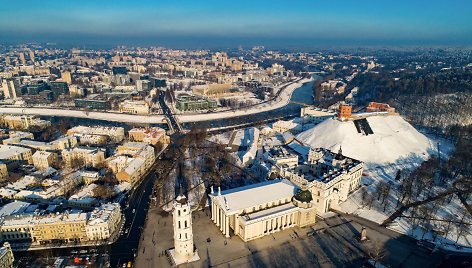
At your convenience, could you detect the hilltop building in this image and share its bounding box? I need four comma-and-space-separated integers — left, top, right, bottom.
276, 148, 363, 213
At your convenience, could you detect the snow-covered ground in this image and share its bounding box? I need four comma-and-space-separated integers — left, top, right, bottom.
297, 114, 472, 249
297, 115, 438, 166
178, 77, 313, 123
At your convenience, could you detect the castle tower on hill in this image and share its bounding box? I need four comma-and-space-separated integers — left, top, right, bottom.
338, 104, 352, 120
169, 191, 199, 265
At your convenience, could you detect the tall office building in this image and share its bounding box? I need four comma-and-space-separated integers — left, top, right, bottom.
2, 79, 20, 99
19, 52, 26, 65
61, 71, 72, 84
29, 51, 35, 62
5, 56, 10, 66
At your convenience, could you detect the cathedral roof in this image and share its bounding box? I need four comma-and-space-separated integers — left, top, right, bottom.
294, 189, 313, 203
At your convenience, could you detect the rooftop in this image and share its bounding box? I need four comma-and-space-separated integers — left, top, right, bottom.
212, 179, 297, 215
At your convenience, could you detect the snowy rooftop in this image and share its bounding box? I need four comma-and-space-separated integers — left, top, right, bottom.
212, 179, 297, 215
242, 202, 299, 222
88, 203, 120, 226
0, 201, 30, 217
33, 151, 52, 159
123, 158, 145, 175
0, 145, 31, 159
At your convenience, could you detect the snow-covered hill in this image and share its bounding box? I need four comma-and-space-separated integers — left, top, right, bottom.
297, 115, 435, 166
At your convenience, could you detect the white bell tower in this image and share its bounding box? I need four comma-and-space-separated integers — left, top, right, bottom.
169, 192, 199, 265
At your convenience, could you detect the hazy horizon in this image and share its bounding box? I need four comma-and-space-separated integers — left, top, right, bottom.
1, 0, 472, 49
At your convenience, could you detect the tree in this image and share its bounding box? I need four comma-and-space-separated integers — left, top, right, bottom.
395, 170, 402, 181
70, 157, 85, 169
366, 240, 386, 267
93, 185, 115, 199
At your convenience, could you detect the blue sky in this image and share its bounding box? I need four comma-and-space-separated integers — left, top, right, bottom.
1, 0, 471, 48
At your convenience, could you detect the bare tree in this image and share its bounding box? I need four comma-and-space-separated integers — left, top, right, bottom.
366, 240, 386, 267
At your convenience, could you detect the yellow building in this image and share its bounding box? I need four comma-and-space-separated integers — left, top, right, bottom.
30, 213, 88, 245
0, 163, 8, 181
1, 115, 51, 130
32, 151, 58, 170
116, 158, 146, 185
0, 242, 14, 268
0, 145, 33, 168
128, 127, 170, 145
192, 83, 236, 98
61, 71, 72, 84
61, 147, 105, 168
119, 100, 150, 114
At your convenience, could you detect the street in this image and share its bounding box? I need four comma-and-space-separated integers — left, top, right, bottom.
134, 206, 456, 268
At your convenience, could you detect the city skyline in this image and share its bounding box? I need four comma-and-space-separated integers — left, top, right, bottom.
1, 0, 472, 48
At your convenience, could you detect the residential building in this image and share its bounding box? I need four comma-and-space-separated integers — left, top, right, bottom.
2, 79, 20, 99
272, 120, 302, 134
128, 127, 170, 145
67, 126, 125, 143
85, 203, 121, 241
0, 203, 121, 246
32, 151, 58, 170
1, 115, 50, 130
0, 145, 33, 168
30, 212, 88, 245
61, 71, 72, 84
0, 162, 7, 181
116, 158, 145, 185
61, 147, 105, 168
0, 242, 14, 268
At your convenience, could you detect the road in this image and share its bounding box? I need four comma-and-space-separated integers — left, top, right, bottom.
0, 76, 312, 125
13, 148, 165, 268
158, 91, 182, 133
0, 106, 166, 124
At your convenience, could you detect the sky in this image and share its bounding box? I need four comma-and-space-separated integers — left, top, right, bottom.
1, 0, 471, 49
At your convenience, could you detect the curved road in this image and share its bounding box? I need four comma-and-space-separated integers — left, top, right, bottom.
0, 77, 312, 124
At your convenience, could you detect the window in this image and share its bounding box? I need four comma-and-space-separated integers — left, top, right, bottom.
185, 221, 187, 228
178, 221, 181, 228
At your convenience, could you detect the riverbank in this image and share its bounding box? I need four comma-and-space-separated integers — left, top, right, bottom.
0, 107, 166, 124
178, 76, 314, 123
0, 77, 313, 125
